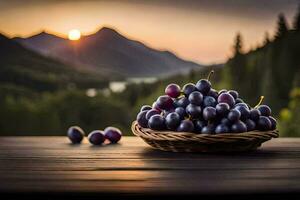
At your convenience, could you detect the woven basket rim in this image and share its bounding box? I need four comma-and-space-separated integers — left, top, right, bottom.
131, 121, 279, 142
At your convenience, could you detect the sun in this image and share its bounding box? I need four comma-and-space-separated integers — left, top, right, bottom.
68, 29, 81, 40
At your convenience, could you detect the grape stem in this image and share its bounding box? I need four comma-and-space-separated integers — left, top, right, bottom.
254, 96, 264, 109
207, 70, 214, 81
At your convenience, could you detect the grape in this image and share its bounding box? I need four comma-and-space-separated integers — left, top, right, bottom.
231, 121, 247, 133
203, 106, 217, 121
196, 79, 211, 95
186, 104, 202, 118
216, 103, 230, 117
218, 89, 227, 95
88, 130, 105, 145
163, 109, 175, 117
269, 116, 277, 130
188, 91, 203, 106
227, 109, 241, 122
174, 96, 190, 108
220, 118, 232, 126
177, 119, 194, 132
234, 103, 249, 108
215, 124, 230, 134
194, 120, 207, 133
175, 107, 187, 119
67, 126, 85, 144
234, 106, 250, 120
235, 98, 244, 104
201, 124, 215, 134
207, 89, 218, 99
249, 109, 261, 121
137, 111, 148, 128
148, 114, 165, 130
218, 93, 235, 107
152, 101, 161, 111
165, 84, 181, 98
145, 109, 161, 120
203, 96, 217, 107
244, 119, 256, 131
228, 90, 239, 99
140, 105, 152, 112
156, 95, 173, 110
182, 83, 196, 97
104, 127, 122, 143
257, 116, 272, 131
165, 112, 181, 130
257, 105, 271, 116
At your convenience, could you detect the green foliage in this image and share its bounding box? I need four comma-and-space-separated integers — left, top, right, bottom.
278, 88, 300, 137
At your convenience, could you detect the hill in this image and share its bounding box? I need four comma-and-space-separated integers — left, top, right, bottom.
0, 33, 108, 94
14, 27, 203, 77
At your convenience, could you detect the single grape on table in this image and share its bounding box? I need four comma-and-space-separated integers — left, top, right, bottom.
136, 70, 277, 134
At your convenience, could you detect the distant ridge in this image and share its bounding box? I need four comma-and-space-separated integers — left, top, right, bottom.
14, 27, 203, 77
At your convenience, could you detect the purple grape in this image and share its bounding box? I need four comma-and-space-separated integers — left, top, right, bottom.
203, 96, 217, 107
216, 103, 230, 117
203, 106, 217, 121
186, 104, 202, 118
165, 112, 181, 130
148, 114, 165, 130
218, 93, 235, 108
174, 96, 190, 108
88, 130, 105, 145
249, 109, 261, 121
234, 103, 249, 108
104, 127, 122, 143
165, 84, 181, 98
152, 101, 161, 112
163, 109, 175, 117
231, 121, 247, 133
182, 83, 196, 97
207, 88, 218, 99
235, 106, 250, 120
194, 120, 207, 133
175, 107, 187, 119
235, 98, 244, 104
257, 116, 272, 131
67, 126, 85, 144
228, 109, 241, 122
156, 95, 173, 110
228, 90, 239, 99
145, 109, 161, 120
221, 118, 232, 126
269, 116, 277, 130
201, 124, 215, 134
137, 111, 148, 128
257, 105, 272, 116
188, 91, 203, 106
140, 105, 152, 112
177, 119, 194, 132
196, 79, 211, 95
245, 119, 256, 131
215, 124, 230, 134
218, 89, 227, 95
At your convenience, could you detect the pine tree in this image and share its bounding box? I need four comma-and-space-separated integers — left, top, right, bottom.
264, 32, 270, 45
233, 32, 243, 55
293, 4, 300, 30
275, 13, 289, 38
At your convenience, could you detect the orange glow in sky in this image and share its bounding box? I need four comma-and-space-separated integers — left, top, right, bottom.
68, 29, 81, 40
0, 0, 297, 64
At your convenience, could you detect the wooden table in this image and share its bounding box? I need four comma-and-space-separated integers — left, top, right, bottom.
0, 137, 299, 198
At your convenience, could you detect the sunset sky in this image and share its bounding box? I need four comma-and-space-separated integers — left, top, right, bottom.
0, 0, 298, 64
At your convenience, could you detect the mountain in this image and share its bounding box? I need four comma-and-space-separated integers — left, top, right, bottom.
0, 33, 108, 93
14, 27, 203, 77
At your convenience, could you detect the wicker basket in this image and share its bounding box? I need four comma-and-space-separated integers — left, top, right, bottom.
131, 121, 279, 152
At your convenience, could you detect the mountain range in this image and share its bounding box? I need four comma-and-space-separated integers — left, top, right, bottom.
14, 27, 202, 77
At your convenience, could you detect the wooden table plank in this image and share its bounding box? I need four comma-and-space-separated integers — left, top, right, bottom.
0, 136, 299, 195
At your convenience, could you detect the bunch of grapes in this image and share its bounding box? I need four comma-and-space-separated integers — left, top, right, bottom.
136, 71, 277, 134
